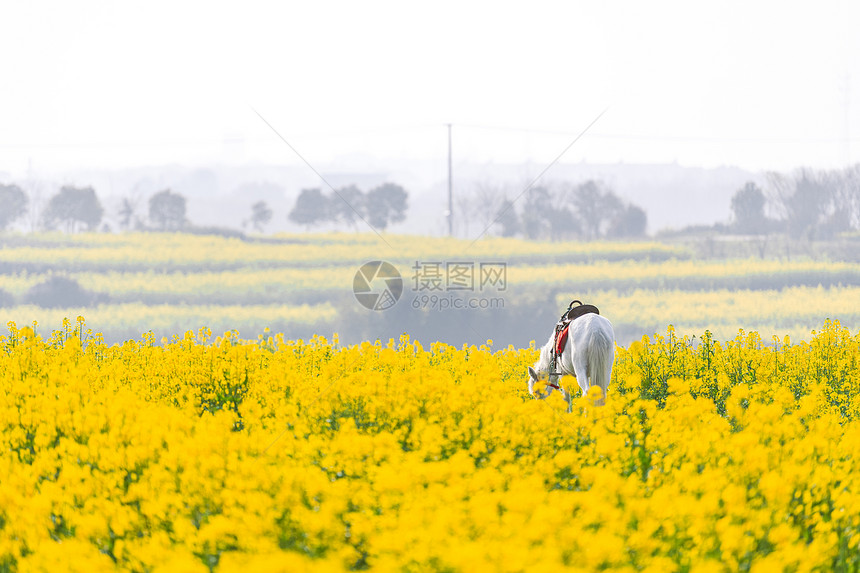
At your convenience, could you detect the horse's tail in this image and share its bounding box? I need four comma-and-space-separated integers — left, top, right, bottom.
587, 318, 615, 402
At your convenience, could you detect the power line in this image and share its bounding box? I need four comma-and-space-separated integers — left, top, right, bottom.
3, 123, 859, 150
453, 122, 860, 143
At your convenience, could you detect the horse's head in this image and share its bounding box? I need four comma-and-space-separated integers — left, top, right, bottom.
527, 365, 560, 400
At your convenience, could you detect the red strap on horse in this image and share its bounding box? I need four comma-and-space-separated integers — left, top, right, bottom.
555, 323, 570, 356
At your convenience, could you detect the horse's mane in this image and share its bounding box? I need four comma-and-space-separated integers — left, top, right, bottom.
533, 332, 554, 373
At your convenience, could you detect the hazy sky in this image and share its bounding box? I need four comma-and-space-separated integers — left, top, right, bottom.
2, 1, 859, 176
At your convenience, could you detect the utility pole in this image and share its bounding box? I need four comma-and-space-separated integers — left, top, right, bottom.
447, 123, 453, 236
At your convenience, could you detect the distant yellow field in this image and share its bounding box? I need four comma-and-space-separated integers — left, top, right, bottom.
563, 286, 860, 343
1, 232, 858, 345
0, 232, 684, 269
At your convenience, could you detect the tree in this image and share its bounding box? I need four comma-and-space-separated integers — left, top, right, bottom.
607, 204, 648, 238
513, 180, 642, 241
249, 200, 273, 232
473, 182, 506, 232
545, 191, 576, 241
730, 182, 767, 234
116, 185, 146, 231
365, 183, 408, 230
0, 184, 28, 230
149, 189, 187, 231
454, 181, 509, 238
330, 185, 365, 230
788, 170, 829, 240
494, 198, 520, 237
118, 198, 138, 230
23, 177, 47, 232
43, 185, 104, 232
519, 185, 579, 240
768, 169, 836, 241
830, 164, 860, 233
571, 180, 623, 241
288, 188, 330, 229
520, 186, 554, 240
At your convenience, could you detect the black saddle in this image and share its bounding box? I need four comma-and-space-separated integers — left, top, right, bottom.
560, 299, 599, 323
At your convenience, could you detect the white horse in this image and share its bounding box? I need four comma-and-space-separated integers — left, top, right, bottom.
527, 313, 615, 410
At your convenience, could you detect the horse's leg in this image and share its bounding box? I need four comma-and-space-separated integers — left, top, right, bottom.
561, 384, 572, 413
593, 386, 606, 407
572, 360, 589, 403
573, 358, 589, 396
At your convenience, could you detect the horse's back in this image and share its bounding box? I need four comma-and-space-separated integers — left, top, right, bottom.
569, 313, 615, 391
570, 312, 615, 348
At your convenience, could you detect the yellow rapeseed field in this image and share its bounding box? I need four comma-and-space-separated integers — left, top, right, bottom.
0, 233, 682, 270
3, 232, 859, 345
2, 318, 860, 571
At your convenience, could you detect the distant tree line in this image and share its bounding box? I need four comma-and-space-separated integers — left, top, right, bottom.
0, 183, 191, 233
1, 180, 411, 235
0, 184, 275, 235
8, 165, 858, 242
455, 180, 648, 241
728, 165, 860, 241
288, 183, 409, 231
